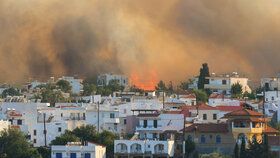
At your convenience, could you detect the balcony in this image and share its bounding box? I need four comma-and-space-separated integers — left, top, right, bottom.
104, 118, 120, 124
136, 125, 162, 131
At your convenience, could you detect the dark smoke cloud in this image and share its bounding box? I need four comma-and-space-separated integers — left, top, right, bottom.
0, 0, 280, 85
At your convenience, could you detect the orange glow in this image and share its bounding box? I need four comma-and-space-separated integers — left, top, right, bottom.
130, 70, 158, 91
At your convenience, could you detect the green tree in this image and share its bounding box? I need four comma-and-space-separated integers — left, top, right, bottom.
0, 129, 41, 158
97, 130, 118, 158
130, 85, 144, 93
198, 63, 210, 90
243, 91, 256, 100
1, 87, 20, 98
107, 80, 124, 92
71, 125, 98, 142
56, 80, 72, 93
37, 147, 50, 158
234, 142, 239, 158
231, 82, 243, 98
83, 83, 97, 96
200, 152, 231, 158
41, 89, 65, 106
193, 89, 208, 103
50, 131, 79, 145
246, 134, 276, 158
185, 139, 196, 158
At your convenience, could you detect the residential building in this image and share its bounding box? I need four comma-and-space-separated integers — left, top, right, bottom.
179, 94, 196, 105
204, 72, 251, 95
51, 142, 106, 158
208, 93, 240, 106
97, 74, 128, 87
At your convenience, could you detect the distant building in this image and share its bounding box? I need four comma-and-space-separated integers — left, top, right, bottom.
97, 74, 128, 87
261, 74, 280, 91
51, 142, 106, 158
204, 72, 251, 95
58, 76, 83, 94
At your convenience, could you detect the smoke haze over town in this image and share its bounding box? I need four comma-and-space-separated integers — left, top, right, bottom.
1, 0, 280, 87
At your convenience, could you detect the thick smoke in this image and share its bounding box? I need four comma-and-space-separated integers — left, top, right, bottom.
0, 0, 280, 86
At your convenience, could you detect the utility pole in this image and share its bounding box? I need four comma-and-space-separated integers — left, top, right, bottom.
97, 101, 100, 133
182, 111, 186, 158
43, 113, 47, 147
162, 91, 165, 109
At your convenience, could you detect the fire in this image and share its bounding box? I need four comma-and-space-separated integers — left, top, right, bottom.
130, 70, 158, 91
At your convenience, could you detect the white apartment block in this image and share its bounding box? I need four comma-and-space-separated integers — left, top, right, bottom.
114, 110, 183, 158
51, 142, 106, 158
204, 72, 251, 95
97, 74, 128, 87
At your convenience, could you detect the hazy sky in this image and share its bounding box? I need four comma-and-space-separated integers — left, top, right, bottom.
0, 0, 280, 88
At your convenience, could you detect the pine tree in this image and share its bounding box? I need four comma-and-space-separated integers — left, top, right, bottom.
198, 63, 210, 90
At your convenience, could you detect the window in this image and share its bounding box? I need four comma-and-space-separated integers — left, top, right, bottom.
124, 119, 127, 125
70, 153, 76, 158
17, 119, 22, 125
110, 113, 115, 118
205, 79, 210, 84
56, 153, 62, 158
84, 153, 91, 158
58, 127, 61, 132
9, 119, 13, 125
200, 135, 206, 144
216, 135, 221, 144
222, 80, 227, 85
61, 113, 63, 117
124, 109, 127, 114
154, 120, 158, 128
153, 133, 157, 139
83, 113, 86, 119
213, 114, 217, 120
33, 130, 37, 136
203, 114, 207, 120
143, 120, 147, 128
272, 97, 275, 101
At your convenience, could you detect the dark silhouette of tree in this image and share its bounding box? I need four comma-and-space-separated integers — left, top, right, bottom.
155, 80, 167, 91
1, 87, 20, 98
193, 89, 208, 103
56, 80, 72, 93
240, 137, 247, 158
0, 129, 41, 158
185, 139, 196, 158
231, 82, 243, 98
198, 63, 210, 90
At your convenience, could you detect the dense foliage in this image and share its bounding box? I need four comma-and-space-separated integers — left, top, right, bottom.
198, 63, 210, 90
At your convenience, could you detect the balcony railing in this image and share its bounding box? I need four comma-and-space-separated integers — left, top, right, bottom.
136, 125, 162, 131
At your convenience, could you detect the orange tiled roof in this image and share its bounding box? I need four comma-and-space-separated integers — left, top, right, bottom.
216, 106, 243, 112
224, 109, 263, 117
264, 126, 279, 134
209, 93, 229, 99
164, 109, 191, 117
180, 94, 196, 99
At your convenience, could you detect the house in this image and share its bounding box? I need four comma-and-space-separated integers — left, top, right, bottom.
223, 109, 278, 142
114, 110, 184, 158
51, 142, 106, 158
184, 123, 235, 154
208, 93, 240, 106
179, 94, 196, 105
204, 72, 251, 95
261, 75, 280, 91
97, 73, 128, 87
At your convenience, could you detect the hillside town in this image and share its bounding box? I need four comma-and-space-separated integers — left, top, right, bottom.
0, 64, 279, 158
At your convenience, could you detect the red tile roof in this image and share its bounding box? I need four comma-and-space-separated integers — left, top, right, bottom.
185, 123, 229, 133
209, 93, 229, 99
224, 109, 263, 117
181, 103, 217, 111
216, 106, 243, 112
180, 94, 196, 99
264, 126, 279, 134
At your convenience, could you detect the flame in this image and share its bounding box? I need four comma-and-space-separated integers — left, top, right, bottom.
130, 70, 158, 91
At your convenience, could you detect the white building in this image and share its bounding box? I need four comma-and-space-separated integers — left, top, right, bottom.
97, 74, 128, 87
114, 110, 183, 158
179, 94, 196, 105
51, 142, 106, 158
208, 93, 240, 106
204, 72, 251, 95
261, 75, 280, 91
59, 76, 83, 94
